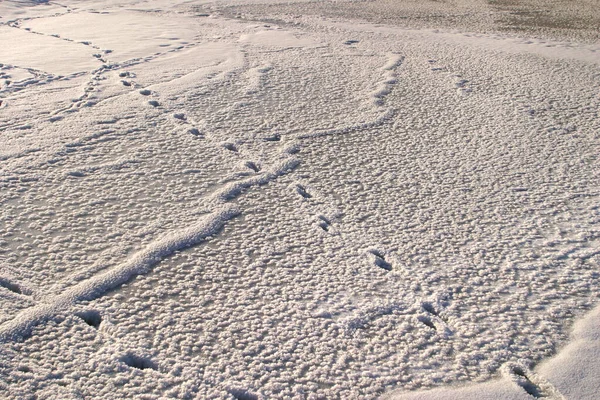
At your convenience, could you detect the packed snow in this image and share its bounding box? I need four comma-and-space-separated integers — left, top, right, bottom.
1, 0, 599, 399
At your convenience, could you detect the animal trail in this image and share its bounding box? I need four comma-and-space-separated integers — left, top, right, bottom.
0, 206, 240, 342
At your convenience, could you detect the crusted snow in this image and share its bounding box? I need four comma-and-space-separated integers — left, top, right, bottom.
1, 0, 599, 399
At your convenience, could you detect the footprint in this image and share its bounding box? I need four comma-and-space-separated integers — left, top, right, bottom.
222, 142, 238, 152
263, 133, 281, 142
17, 365, 32, 373
367, 249, 392, 271
244, 161, 260, 172
228, 388, 258, 400
119, 353, 158, 371
148, 100, 160, 107
173, 113, 186, 121
121, 80, 132, 87
421, 302, 439, 316
75, 310, 102, 329
455, 78, 469, 88
343, 40, 360, 45
295, 184, 312, 199
0, 277, 28, 295
418, 301, 453, 336
188, 127, 202, 137
417, 315, 436, 330
504, 363, 559, 399
454, 76, 472, 95
317, 215, 331, 232
139, 89, 152, 96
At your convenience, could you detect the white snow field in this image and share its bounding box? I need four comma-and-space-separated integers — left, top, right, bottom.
1, 0, 599, 399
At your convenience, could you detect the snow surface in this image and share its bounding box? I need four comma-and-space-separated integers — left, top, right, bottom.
1, 0, 599, 399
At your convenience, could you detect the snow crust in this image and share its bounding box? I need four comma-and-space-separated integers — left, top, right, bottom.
1, 0, 599, 399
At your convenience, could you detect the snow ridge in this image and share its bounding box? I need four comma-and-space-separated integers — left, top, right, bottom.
210, 157, 301, 203
0, 205, 240, 342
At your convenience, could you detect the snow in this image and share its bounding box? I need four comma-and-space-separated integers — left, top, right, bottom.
239, 29, 321, 49
1, 0, 599, 399
538, 305, 600, 399
0, 26, 98, 75
387, 304, 600, 399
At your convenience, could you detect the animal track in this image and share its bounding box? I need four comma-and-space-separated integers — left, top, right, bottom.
17, 365, 32, 373
454, 75, 472, 95
263, 133, 281, 142
120, 353, 158, 371
222, 142, 238, 152
504, 363, 562, 399
188, 127, 202, 136
0, 277, 27, 295
317, 215, 331, 231
417, 315, 436, 330
295, 184, 312, 199
367, 249, 392, 271
228, 388, 258, 400
244, 161, 260, 172
421, 302, 438, 316
416, 300, 453, 336
75, 310, 102, 329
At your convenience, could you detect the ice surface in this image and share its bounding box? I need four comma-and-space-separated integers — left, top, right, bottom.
1, 0, 599, 399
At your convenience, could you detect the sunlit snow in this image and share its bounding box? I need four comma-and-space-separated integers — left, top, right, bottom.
1, 0, 599, 399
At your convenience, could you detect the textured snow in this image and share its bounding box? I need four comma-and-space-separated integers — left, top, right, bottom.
1, 0, 599, 399
387, 304, 600, 399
